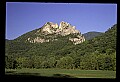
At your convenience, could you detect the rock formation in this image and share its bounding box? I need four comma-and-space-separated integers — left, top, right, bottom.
41, 21, 80, 36
28, 21, 85, 45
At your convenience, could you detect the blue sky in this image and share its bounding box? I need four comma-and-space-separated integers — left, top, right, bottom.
6, 2, 117, 40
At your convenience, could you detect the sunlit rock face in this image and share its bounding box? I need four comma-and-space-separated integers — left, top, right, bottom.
41, 21, 80, 35
27, 21, 85, 45
69, 35, 85, 45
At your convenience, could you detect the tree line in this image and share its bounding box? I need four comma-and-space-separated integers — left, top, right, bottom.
5, 51, 116, 71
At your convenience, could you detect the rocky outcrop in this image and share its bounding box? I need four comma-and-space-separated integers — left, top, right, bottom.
27, 37, 50, 43
41, 21, 80, 36
69, 35, 85, 45
59, 21, 79, 35
27, 21, 85, 45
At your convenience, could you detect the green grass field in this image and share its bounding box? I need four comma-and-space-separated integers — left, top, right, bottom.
5, 68, 116, 78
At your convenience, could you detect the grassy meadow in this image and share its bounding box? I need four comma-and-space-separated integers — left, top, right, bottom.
5, 68, 116, 78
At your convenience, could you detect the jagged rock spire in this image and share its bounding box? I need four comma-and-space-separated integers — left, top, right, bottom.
42, 21, 80, 35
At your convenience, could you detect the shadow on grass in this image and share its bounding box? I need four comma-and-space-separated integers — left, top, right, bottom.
5, 72, 75, 79
53, 74, 75, 78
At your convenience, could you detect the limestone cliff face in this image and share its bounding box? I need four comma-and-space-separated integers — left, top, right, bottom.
69, 35, 85, 45
41, 22, 59, 34
41, 21, 80, 36
27, 21, 85, 45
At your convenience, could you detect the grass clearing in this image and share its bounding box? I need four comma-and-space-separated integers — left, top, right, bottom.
5, 68, 116, 78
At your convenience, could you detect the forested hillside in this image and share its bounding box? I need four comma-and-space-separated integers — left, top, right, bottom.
83, 31, 103, 40
5, 24, 116, 70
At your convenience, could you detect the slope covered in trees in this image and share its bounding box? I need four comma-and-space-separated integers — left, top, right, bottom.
5, 24, 116, 70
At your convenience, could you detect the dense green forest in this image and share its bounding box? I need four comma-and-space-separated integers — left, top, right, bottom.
5, 24, 116, 70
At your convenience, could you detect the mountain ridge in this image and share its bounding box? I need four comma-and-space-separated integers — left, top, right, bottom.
15, 21, 85, 45
83, 31, 104, 40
